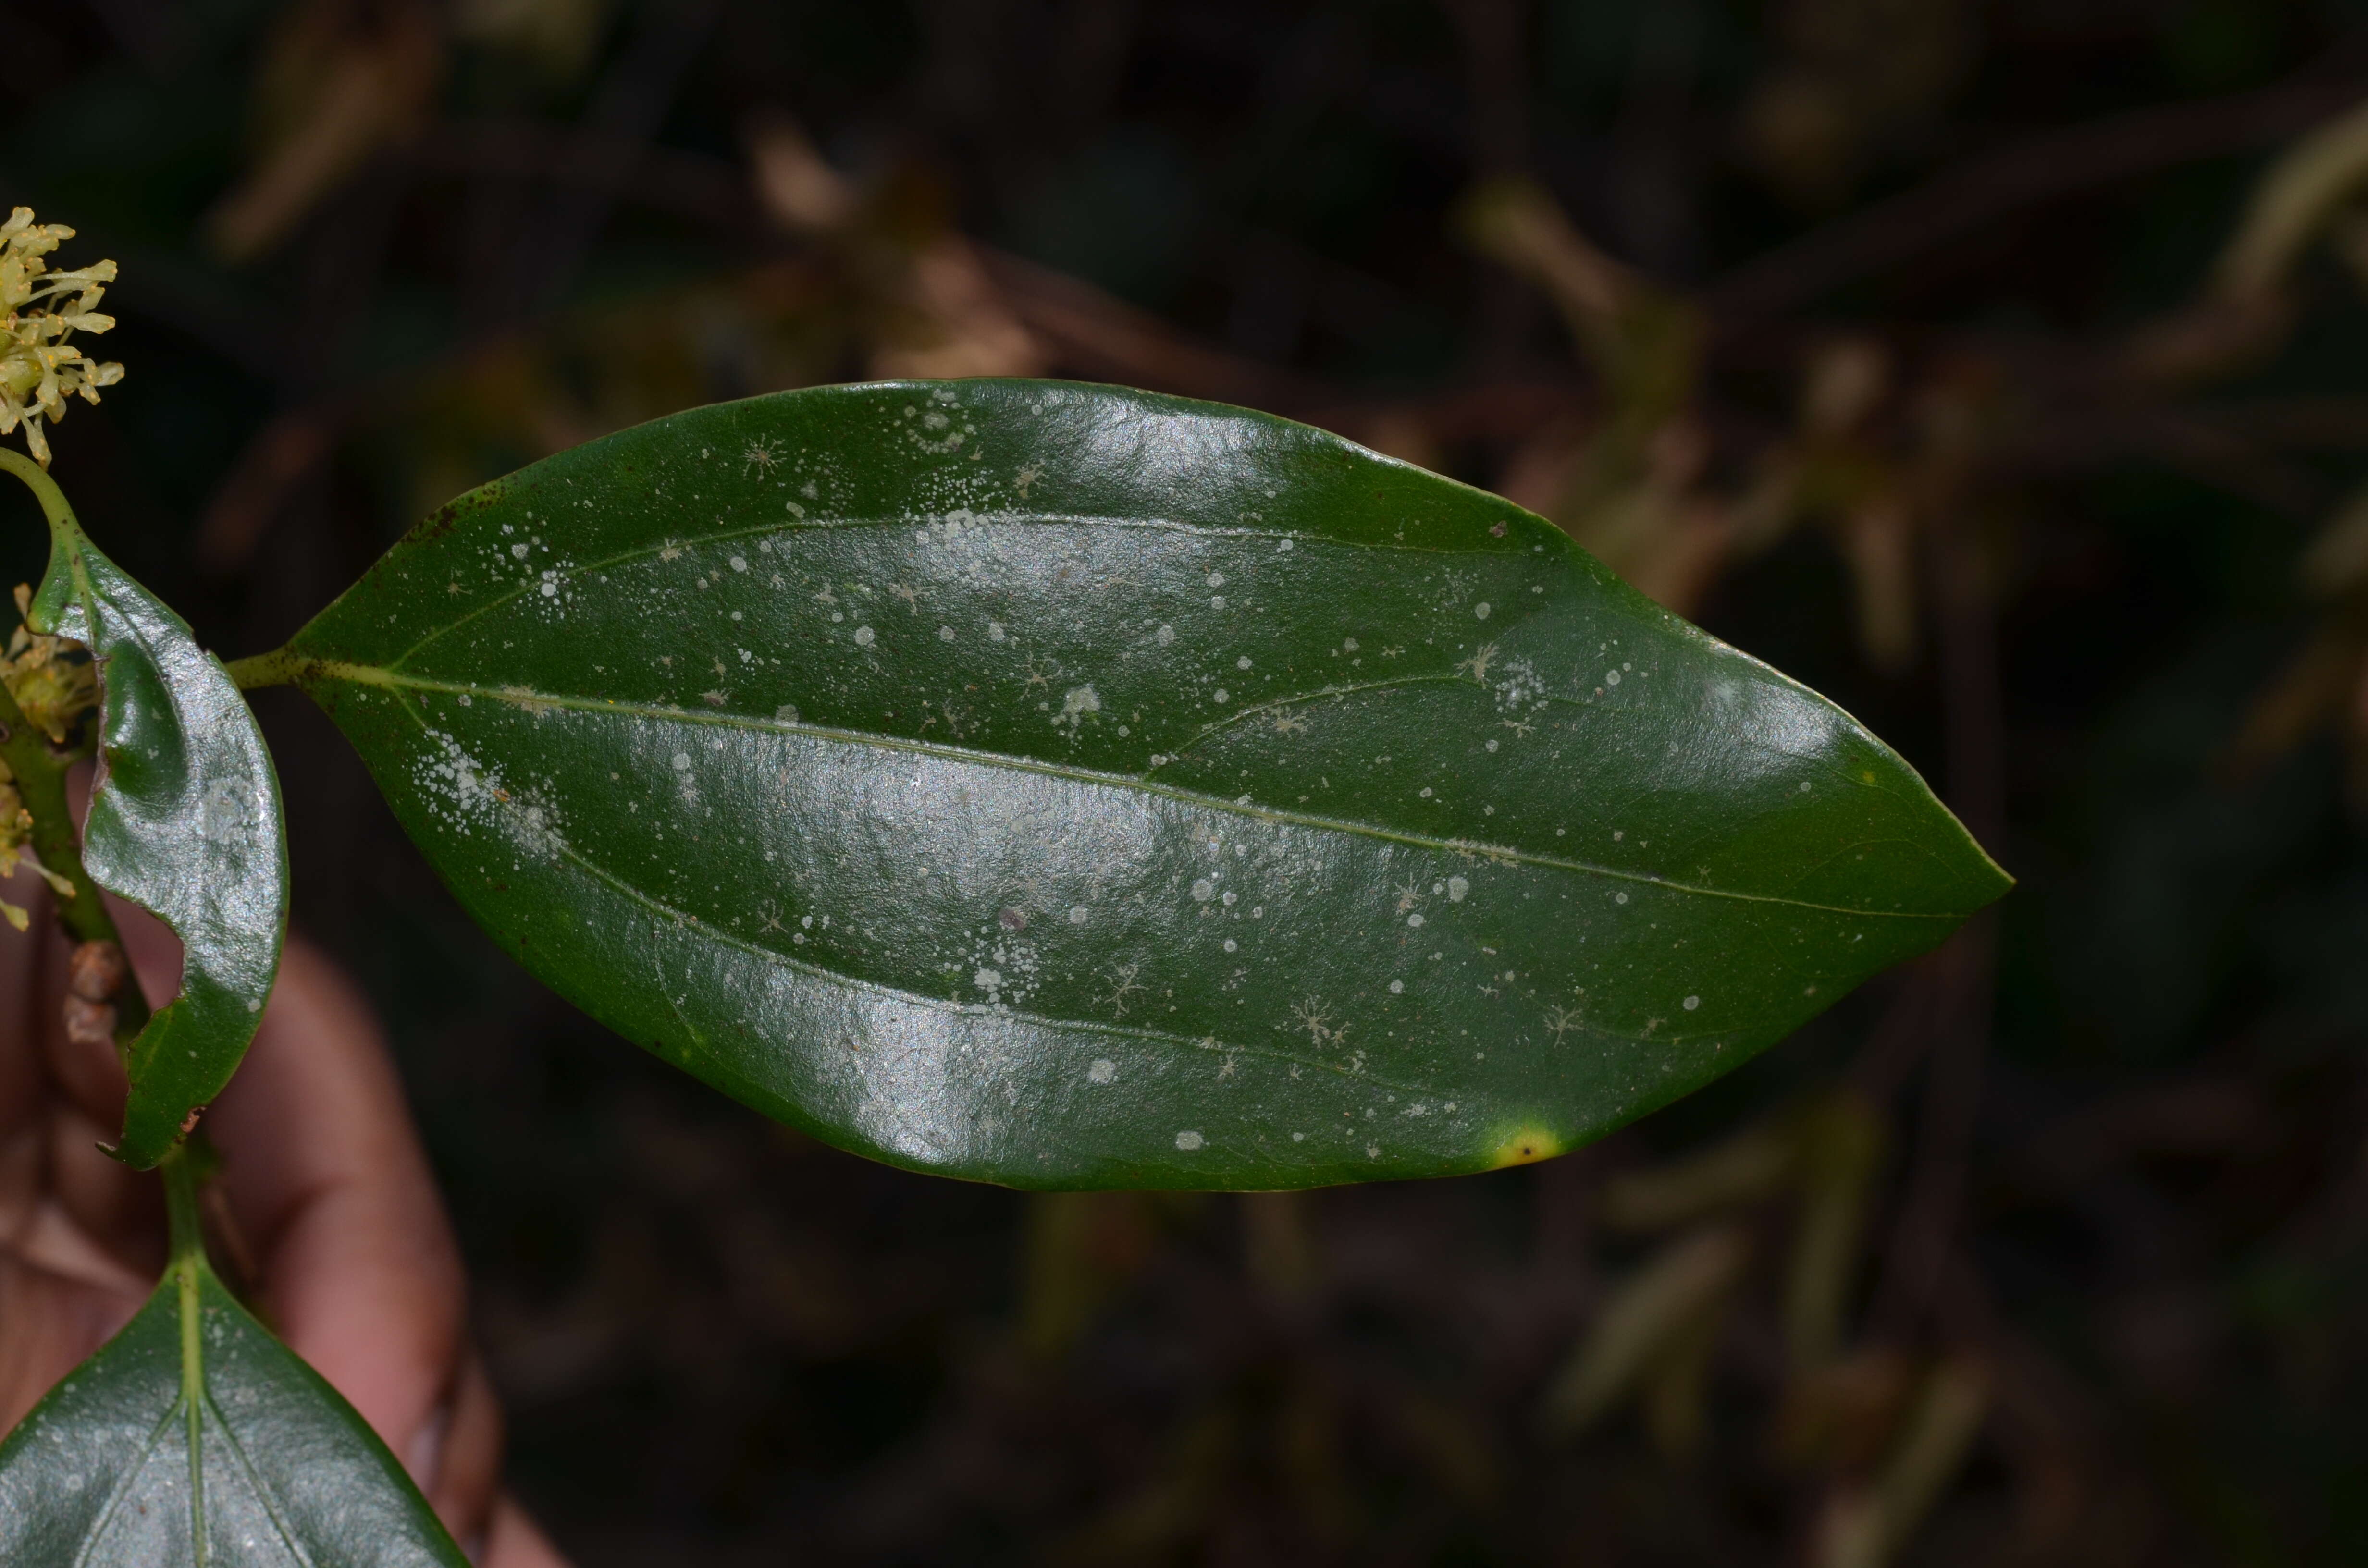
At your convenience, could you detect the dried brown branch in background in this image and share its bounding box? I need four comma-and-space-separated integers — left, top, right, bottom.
1715, 74, 2368, 317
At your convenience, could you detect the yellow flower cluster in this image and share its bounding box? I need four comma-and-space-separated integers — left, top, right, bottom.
0, 761, 36, 931
0, 584, 91, 931
2, 584, 95, 745
0, 757, 73, 931
0, 208, 123, 466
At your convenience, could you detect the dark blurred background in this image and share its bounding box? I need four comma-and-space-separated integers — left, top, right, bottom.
8, 0, 2368, 1562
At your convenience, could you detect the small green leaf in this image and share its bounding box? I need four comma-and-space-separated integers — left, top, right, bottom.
29, 512, 288, 1168
0, 1254, 466, 1565
268, 380, 2008, 1189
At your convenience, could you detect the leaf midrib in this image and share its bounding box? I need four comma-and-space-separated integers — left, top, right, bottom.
380, 687, 1732, 1082
379, 510, 1539, 670
312, 660, 1956, 922
381, 686, 1445, 1095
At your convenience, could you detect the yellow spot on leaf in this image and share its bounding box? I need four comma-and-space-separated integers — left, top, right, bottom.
1490, 1126, 1563, 1168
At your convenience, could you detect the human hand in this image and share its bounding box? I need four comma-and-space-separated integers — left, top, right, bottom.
0, 872, 568, 1566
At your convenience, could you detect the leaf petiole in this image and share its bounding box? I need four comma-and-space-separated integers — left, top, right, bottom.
0, 446, 76, 536
223, 647, 301, 691
162, 1142, 205, 1266
161, 1144, 211, 1560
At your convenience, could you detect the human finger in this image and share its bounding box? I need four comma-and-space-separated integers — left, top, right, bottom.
482, 1496, 573, 1568
0, 860, 52, 1146
0, 1248, 145, 1438
420, 1348, 506, 1544
1, 886, 173, 1279
199, 940, 476, 1523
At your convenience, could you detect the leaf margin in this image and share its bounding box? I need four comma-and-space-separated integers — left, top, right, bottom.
9, 456, 289, 1169
252, 377, 2011, 1190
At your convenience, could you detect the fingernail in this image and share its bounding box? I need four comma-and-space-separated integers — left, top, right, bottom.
406, 1400, 451, 1489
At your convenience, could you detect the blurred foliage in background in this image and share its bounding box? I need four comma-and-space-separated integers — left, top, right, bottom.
7, 0, 2368, 1562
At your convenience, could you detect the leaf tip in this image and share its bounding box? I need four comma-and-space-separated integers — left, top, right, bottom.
1964, 839, 2017, 906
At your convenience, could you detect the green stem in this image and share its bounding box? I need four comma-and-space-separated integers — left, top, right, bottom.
0, 455, 148, 1039
224, 647, 302, 691
165, 1139, 210, 1564
0, 446, 76, 533
0, 681, 109, 921
163, 1142, 204, 1265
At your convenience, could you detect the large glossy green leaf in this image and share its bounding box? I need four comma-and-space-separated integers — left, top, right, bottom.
26, 499, 287, 1169
258, 380, 2008, 1188
0, 1250, 465, 1565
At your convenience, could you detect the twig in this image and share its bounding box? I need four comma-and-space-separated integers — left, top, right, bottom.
1713, 78, 2368, 317
982, 249, 1327, 410
0, 682, 134, 1024
1848, 962, 1939, 1104
1443, 0, 1528, 177
194, 405, 351, 572
0, 451, 151, 1041
409, 120, 755, 232
510, 0, 725, 320
2186, 394, 2368, 448
1868, 520, 2005, 1339
1996, 404, 2327, 515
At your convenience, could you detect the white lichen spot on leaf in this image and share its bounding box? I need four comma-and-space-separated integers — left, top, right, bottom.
1097, 961, 1145, 1018
1290, 996, 1345, 1047
1455, 642, 1498, 683
1052, 683, 1100, 732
